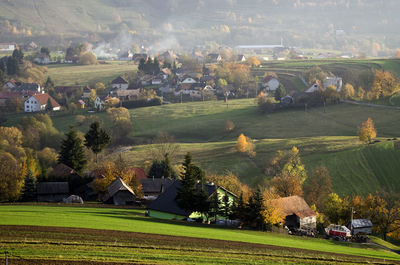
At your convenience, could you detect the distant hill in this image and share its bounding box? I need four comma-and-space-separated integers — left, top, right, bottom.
1, 0, 400, 54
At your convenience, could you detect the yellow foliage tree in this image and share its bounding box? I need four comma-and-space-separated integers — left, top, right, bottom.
225, 120, 235, 132
237, 133, 248, 153
262, 188, 284, 228
357, 86, 365, 99
340, 83, 355, 99
207, 171, 251, 202
358, 118, 377, 143
372, 70, 399, 99
246, 56, 261, 67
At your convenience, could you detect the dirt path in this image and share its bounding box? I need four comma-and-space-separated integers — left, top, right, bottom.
342, 99, 400, 110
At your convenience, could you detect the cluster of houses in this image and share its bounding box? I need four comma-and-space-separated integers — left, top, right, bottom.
0, 80, 61, 112
37, 162, 322, 230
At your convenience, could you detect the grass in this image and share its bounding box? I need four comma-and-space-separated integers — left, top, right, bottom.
4, 99, 400, 194
0, 205, 399, 263
46, 62, 137, 86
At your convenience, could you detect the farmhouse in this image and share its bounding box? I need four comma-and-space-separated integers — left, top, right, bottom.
103, 178, 136, 206
94, 96, 104, 110
262, 76, 280, 91
2, 79, 20, 90
305, 81, 322, 93
17, 83, 43, 93
270, 196, 317, 230
24, 93, 60, 112
111, 76, 129, 90
34, 53, 51, 64
147, 181, 236, 221
237, 54, 246, 62
140, 177, 175, 201
113, 89, 140, 101
37, 182, 69, 202
0, 91, 34, 107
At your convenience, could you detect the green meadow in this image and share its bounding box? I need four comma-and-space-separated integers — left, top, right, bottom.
0, 205, 399, 263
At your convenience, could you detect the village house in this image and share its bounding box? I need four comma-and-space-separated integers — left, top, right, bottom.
37, 182, 69, 202
305, 81, 323, 93
78, 99, 85, 109
180, 76, 198, 84
270, 196, 317, 230
147, 181, 236, 221
0, 43, 17, 51
0, 91, 34, 107
111, 76, 129, 90
140, 177, 175, 201
323, 76, 343, 91
34, 53, 51, 64
262, 76, 280, 91
94, 96, 104, 110
159, 50, 178, 63
237, 54, 246, 62
2, 79, 20, 90
112, 89, 140, 101
207, 53, 222, 63
103, 178, 136, 206
24, 93, 61, 112
82, 86, 92, 98
16, 83, 43, 94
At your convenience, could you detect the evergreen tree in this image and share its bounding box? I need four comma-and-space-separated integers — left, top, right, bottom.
222, 191, 232, 224
274, 84, 286, 101
21, 169, 36, 202
84, 121, 111, 163
6, 57, 19, 75
248, 189, 264, 230
147, 153, 177, 179
208, 192, 222, 222
12, 49, 24, 63
176, 152, 207, 216
232, 192, 246, 221
153, 58, 160, 74
46, 97, 53, 112
138, 58, 145, 72
59, 126, 87, 173
176, 153, 198, 213
45, 76, 55, 90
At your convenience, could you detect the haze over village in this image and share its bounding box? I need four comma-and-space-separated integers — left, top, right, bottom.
1, 1, 400, 264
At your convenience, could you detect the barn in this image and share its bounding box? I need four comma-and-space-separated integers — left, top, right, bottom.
104, 178, 136, 206
37, 182, 69, 202
270, 196, 317, 230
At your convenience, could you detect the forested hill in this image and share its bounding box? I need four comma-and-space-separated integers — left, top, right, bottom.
0, 0, 400, 54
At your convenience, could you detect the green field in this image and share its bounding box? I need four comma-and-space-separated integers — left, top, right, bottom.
0, 205, 399, 264
4, 99, 400, 195
46, 62, 137, 86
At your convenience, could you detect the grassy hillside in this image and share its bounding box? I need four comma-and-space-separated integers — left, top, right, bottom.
46, 62, 137, 86
4, 99, 400, 194
0, 205, 399, 263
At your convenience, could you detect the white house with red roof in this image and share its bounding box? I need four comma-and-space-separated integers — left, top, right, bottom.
24, 93, 60, 112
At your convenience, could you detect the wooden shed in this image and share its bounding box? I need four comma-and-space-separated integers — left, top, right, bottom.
37, 182, 69, 202
104, 178, 136, 206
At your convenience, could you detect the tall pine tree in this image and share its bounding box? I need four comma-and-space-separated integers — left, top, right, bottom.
84, 121, 111, 163
59, 126, 87, 173
21, 169, 36, 202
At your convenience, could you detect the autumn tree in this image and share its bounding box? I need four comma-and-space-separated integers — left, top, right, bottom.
274, 84, 286, 101
237, 133, 248, 153
303, 166, 333, 211
207, 171, 251, 202
92, 159, 143, 198
246, 56, 261, 67
58, 127, 87, 173
262, 188, 284, 230
0, 152, 26, 202
79, 52, 98, 65
371, 70, 399, 99
340, 83, 355, 99
106, 107, 133, 144
357, 86, 365, 99
324, 193, 350, 224
84, 121, 111, 163
358, 117, 377, 143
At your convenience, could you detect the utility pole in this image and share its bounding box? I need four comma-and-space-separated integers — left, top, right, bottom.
350, 207, 354, 234
5, 251, 8, 265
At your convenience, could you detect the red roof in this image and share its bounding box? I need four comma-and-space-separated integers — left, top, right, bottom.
0, 91, 21, 99
32, 93, 60, 108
